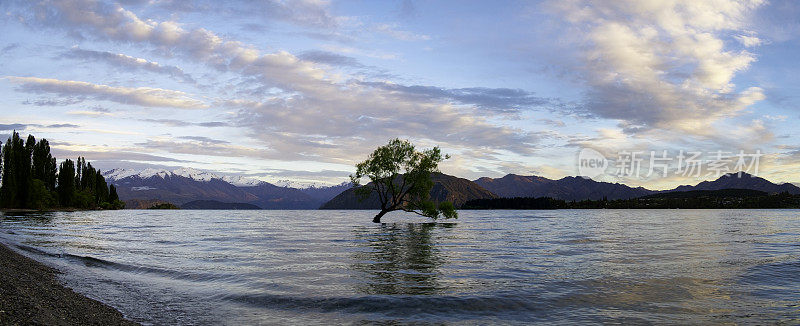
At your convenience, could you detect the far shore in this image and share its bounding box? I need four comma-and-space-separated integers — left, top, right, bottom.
0, 241, 138, 325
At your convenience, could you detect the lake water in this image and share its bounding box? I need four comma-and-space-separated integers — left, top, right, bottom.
1, 209, 798, 325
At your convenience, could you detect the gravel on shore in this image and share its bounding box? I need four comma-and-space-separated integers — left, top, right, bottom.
0, 242, 139, 325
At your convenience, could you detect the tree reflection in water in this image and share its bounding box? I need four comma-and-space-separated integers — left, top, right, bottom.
350, 223, 455, 295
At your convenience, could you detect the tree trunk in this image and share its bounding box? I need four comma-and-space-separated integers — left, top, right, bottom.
373, 209, 388, 223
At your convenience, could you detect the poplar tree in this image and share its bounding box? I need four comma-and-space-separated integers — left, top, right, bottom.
109, 184, 119, 202
94, 170, 108, 205
57, 159, 75, 207
0, 136, 12, 208
32, 138, 55, 189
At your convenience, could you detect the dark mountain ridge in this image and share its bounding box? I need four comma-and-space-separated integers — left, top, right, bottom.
105, 168, 350, 209
475, 174, 653, 200
109, 167, 798, 210
321, 173, 496, 209
474, 172, 800, 201
669, 172, 800, 194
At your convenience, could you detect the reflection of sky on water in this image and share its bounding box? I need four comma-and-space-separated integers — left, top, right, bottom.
1, 209, 798, 324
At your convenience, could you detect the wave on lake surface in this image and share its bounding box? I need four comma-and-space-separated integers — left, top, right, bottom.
1, 209, 799, 324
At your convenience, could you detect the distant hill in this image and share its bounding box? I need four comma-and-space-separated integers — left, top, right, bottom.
474, 174, 554, 198
474, 172, 799, 201
104, 168, 349, 209
180, 200, 261, 210
106, 168, 799, 210
321, 173, 496, 209
474, 174, 653, 200
667, 172, 800, 194
236, 183, 321, 209
299, 182, 353, 203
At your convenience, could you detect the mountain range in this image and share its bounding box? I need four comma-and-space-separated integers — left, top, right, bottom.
474, 174, 653, 200
474, 172, 800, 201
103, 168, 348, 209
104, 167, 799, 210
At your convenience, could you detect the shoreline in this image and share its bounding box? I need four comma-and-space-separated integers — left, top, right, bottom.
0, 241, 138, 325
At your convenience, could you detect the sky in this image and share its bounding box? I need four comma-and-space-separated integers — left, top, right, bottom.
1, 0, 799, 189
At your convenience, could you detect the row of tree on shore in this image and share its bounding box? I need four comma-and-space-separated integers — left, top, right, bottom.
461, 191, 800, 209
0, 131, 124, 210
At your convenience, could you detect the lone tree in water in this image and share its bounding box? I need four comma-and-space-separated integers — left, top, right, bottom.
351, 138, 457, 223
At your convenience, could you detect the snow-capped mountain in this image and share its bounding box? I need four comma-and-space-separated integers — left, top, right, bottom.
101, 167, 349, 209
221, 175, 266, 187
104, 167, 263, 186
172, 167, 218, 181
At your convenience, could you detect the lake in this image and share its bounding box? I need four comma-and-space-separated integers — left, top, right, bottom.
1, 209, 798, 324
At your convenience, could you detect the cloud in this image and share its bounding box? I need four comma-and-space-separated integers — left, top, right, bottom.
549, 0, 767, 138
22, 97, 85, 106
297, 50, 397, 79
359, 81, 551, 113
7, 76, 208, 109
538, 118, 566, 127
0, 123, 30, 131
763, 114, 788, 121
61, 48, 195, 83
135, 138, 264, 159
0, 123, 79, 131
13, 0, 540, 167
375, 23, 430, 41
735, 34, 763, 47
50, 148, 190, 163
297, 50, 363, 67
47, 123, 80, 128
140, 119, 230, 127
67, 110, 115, 117
177, 135, 230, 144
1, 43, 20, 54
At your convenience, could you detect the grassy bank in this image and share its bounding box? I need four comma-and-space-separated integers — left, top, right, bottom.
0, 242, 138, 325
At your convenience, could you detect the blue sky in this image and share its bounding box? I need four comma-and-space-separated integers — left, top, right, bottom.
1, 0, 799, 189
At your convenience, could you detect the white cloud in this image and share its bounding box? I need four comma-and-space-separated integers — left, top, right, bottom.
13, 0, 539, 167
62, 47, 195, 83
763, 114, 788, 121
7, 76, 207, 109
67, 110, 115, 116
735, 34, 763, 47
550, 0, 767, 138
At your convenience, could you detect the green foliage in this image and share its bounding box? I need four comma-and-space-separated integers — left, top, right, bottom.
351, 138, 457, 222
32, 138, 57, 191
0, 131, 28, 208
72, 190, 95, 209
94, 170, 108, 205
0, 134, 18, 208
111, 200, 126, 210
148, 203, 179, 209
0, 132, 123, 210
27, 179, 57, 210
109, 184, 119, 202
437, 201, 457, 219
462, 191, 800, 210
57, 159, 76, 207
